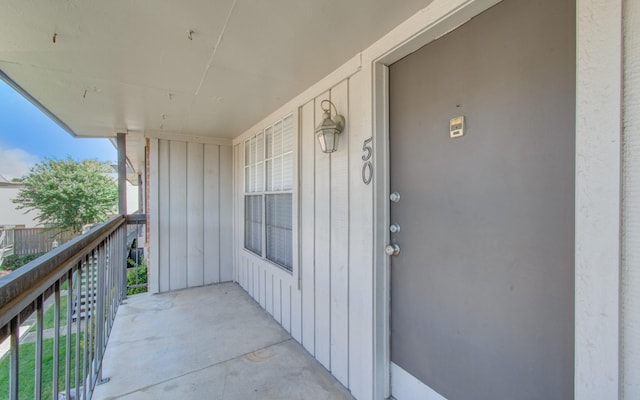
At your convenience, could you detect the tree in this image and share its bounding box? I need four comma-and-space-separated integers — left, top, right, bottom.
13, 158, 118, 234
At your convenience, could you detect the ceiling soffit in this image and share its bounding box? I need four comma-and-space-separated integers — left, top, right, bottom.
0, 0, 433, 139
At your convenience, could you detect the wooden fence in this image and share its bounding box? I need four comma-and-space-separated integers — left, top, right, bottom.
6, 227, 77, 256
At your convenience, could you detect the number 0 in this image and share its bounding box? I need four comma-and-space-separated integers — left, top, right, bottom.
362, 161, 373, 185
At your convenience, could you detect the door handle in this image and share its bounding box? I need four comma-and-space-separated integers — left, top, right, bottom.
385, 244, 401, 256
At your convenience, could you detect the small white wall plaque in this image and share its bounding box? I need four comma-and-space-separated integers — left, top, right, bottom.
450, 116, 465, 138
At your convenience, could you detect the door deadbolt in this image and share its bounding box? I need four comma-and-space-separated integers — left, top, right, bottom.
390, 192, 401, 203
385, 244, 401, 256
389, 224, 401, 233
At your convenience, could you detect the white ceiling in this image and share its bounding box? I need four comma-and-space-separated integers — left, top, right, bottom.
0, 0, 432, 141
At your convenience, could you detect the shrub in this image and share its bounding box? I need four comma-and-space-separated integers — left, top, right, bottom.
127, 258, 148, 295
1, 253, 45, 271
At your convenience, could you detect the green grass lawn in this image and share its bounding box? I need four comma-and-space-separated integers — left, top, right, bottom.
28, 295, 69, 334
0, 333, 83, 399
43, 296, 68, 330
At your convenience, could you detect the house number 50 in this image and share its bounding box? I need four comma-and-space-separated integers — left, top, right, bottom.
362, 137, 373, 185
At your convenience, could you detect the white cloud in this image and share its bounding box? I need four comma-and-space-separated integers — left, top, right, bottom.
0, 144, 38, 180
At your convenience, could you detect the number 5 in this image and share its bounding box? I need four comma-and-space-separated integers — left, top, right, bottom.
362, 137, 373, 185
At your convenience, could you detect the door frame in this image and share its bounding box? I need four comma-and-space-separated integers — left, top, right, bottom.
370, 0, 623, 398
370, 2, 504, 397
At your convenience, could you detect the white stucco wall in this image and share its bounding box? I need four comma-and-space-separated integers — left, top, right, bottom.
623, 0, 640, 398
126, 181, 140, 214
0, 186, 39, 227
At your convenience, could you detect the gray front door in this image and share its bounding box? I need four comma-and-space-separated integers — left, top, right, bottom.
389, 0, 575, 399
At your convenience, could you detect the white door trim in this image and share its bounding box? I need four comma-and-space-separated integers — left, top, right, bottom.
391, 363, 447, 400
574, 0, 622, 398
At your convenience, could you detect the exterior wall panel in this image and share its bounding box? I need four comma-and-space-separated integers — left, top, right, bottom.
151, 139, 233, 292
623, 0, 640, 397
314, 91, 332, 370
168, 141, 188, 290
187, 142, 204, 288
158, 140, 171, 292
347, 65, 375, 400
204, 144, 221, 285
300, 100, 317, 355
329, 80, 350, 386
220, 145, 234, 283
234, 81, 365, 395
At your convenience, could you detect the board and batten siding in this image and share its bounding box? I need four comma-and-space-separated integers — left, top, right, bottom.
149, 138, 233, 293
228, 0, 638, 398
233, 77, 375, 400
623, 0, 640, 397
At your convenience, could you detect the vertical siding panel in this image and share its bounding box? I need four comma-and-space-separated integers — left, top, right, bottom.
330, 81, 350, 386
266, 271, 274, 315
242, 257, 253, 290
243, 260, 248, 295
238, 255, 243, 288
169, 141, 188, 290
245, 258, 250, 289
220, 145, 234, 282
260, 269, 267, 308
291, 287, 302, 341
282, 283, 292, 333
315, 91, 332, 369
234, 144, 241, 284
149, 138, 160, 294
252, 262, 257, 298
242, 257, 247, 289
158, 139, 171, 292
300, 100, 316, 354
187, 142, 205, 288
253, 262, 258, 299
290, 108, 303, 342
274, 277, 282, 323
348, 70, 375, 400
204, 144, 221, 284
248, 259, 252, 299
246, 259, 251, 296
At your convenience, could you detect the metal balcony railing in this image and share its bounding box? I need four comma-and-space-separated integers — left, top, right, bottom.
0, 215, 144, 400
125, 214, 146, 295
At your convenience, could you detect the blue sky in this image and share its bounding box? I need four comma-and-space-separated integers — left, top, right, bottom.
0, 79, 116, 180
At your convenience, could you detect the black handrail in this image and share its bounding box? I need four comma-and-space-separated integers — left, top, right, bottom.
0, 215, 125, 332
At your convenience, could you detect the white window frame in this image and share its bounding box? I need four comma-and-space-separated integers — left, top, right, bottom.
243, 114, 296, 273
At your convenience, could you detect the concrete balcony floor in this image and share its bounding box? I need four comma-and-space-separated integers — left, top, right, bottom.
92, 282, 354, 400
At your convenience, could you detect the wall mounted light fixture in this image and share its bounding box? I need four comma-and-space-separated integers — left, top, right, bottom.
315, 100, 344, 153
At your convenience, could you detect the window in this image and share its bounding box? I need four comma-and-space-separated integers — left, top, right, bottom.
244, 115, 294, 271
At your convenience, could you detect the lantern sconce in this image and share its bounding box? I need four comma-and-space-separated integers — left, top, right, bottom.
315, 100, 345, 153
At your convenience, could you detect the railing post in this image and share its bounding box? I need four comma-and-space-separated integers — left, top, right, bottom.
121, 224, 127, 301
35, 295, 44, 399
9, 316, 19, 400
53, 280, 60, 399
95, 241, 109, 385
65, 270, 73, 399
118, 132, 129, 302
75, 261, 82, 400
117, 132, 127, 215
